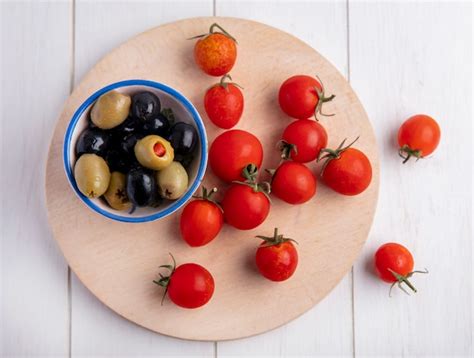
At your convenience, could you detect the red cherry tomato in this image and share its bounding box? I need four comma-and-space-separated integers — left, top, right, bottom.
204, 75, 244, 129
222, 184, 270, 230
319, 138, 372, 196
180, 187, 223, 247
255, 228, 298, 282
209, 129, 263, 183
398, 114, 441, 163
193, 23, 237, 76
154, 256, 214, 309
374, 243, 428, 295
278, 75, 335, 120
221, 165, 270, 230
271, 161, 316, 204
281, 119, 328, 163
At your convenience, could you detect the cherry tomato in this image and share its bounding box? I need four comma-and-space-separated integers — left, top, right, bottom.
319, 138, 372, 196
192, 23, 237, 76
255, 228, 298, 282
398, 114, 441, 163
221, 165, 270, 230
180, 187, 223, 247
209, 129, 263, 183
280, 119, 328, 162
278, 75, 335, 120
204, 75, 244, 129
271, 161, 316, 204
154, 255, 214, 309
374, 243, 428, 295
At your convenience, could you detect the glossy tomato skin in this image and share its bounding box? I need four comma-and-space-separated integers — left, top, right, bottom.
194, 33, 237, 76
278, 75, 323, 119
256, 241, 298, 282
374, 243, 414, 283
322, 148, 372, 196
222, 184, 270, 230
282, 119, 328, 162
167, 263, 215, 309
398, 114, 441, 157
180, 200, 223, 247
272, 161, 316, 204
204, 84, 244, 129
209, 130, 263, 182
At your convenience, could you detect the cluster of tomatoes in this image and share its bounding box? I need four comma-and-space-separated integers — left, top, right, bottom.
153, 23, 442, 309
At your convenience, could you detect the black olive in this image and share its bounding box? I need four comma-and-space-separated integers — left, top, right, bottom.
174, 153, 195, 169
119, 132, 144, 156
148, 190, 163, 208
75, 127, 110, 158
113, 116, 140, 135
168, 122, 197, 156
126, 167, 157, 207
105, 149, 136, 172
141, 113, 170, 137
131, 91, 161, 121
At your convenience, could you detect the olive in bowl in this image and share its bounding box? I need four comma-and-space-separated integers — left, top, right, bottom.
63, 79, 207, 223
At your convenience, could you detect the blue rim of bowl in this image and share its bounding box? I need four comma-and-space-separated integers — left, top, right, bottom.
63, 79, 208, 223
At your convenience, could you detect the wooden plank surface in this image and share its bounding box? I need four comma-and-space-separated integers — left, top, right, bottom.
0, 1, 71, 356
215, 1, 354, 356
71, 1, 215, 356
1, 0, 472, 356
349, 1, 472, 357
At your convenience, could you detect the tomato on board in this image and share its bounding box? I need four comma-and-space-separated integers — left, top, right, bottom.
209, 129, 263, 183
271, 161, 316, 204
280, 119, 328, 163
398, 114, 441, 163
278, 75, 335, 120
204, 74, 244, 129
255, 228, 298, 282
180, 187, 223, 247
319, 138, 372, 196
374, 243, 428, 295
221, 164, 270, 230
153, 255, 214, 309
192, 23, 237, 76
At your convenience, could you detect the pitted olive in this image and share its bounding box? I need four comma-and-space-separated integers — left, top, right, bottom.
134, 135, 174, 170
156, 161, 188, 200
74, 153, 111, 198
104, 172, 131, 211
91, 90, 131, 129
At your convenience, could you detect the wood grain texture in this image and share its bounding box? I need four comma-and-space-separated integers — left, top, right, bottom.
349, 2, 472, 357
71, 1, 215, 356
0, 1, 71, 356
215, 1, 354, 356
45, 17, 379, 341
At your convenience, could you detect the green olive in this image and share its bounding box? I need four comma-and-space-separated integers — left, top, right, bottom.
156, 161, 188, 200
134, 135, 174, 170
90, 90, 131, 129
74, 154, 111, 198
103, 172, 132, 211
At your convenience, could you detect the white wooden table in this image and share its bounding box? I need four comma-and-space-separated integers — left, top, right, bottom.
1, 1, 472, 356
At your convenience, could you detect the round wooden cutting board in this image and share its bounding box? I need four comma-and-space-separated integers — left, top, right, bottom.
46, 17, 379, 341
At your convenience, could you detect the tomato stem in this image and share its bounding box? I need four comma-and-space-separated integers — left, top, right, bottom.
232, 164, 272, 201
398, 145, 423, 164
256, 227, 298, 247
388, 268, 429, 297
187, 23, 237, 43
153, 253, 177, 305
313, 75, 336, 121
318, 136, 360, 175
277, 140, 298, 161
212, 74, 244, 92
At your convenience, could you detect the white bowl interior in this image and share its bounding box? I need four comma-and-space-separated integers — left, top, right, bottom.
68, 84, 204, 219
